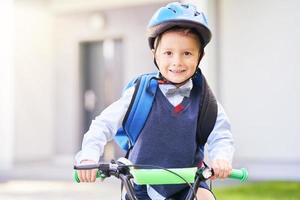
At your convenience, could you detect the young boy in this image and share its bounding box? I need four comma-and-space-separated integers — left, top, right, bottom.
75, 2, 234, 200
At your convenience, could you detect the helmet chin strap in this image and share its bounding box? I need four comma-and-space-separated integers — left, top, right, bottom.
153, 50, 204, 86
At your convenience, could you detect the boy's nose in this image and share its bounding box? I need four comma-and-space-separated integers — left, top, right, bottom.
172, 54, 182, 66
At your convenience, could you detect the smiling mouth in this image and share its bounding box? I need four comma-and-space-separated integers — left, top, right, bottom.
169, 69, 186, 73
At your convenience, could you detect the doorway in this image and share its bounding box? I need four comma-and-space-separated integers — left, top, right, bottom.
80, 38, 124, 161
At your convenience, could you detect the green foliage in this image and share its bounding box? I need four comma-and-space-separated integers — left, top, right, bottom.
213, 181, 300, 200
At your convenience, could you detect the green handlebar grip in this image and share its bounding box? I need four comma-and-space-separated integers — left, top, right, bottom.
132, 167, 249, 185
73, 170, 103, 183
74, 170, 80, 183
228, 168, 248, 182
131, 167, 197, 185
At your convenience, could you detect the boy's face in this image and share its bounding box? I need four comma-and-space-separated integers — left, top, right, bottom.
154, 31, 201, 86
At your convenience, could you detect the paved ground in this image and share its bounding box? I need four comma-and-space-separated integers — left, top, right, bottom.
0, 159, 122, 200
0, 179, 121, 200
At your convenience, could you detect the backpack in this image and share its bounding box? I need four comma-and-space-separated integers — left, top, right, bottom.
114, 71, 218, 154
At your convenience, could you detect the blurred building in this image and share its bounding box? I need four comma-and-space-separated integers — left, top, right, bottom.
1, 0, 300, 180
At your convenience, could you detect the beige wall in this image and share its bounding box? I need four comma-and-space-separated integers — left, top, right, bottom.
219, 0, 300, 163
0, 0, 14, 170
50, 0, 170, 14
14, 0, 55, 162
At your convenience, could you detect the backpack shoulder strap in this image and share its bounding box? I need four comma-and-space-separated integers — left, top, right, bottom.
114, 73, 158, 151
197, 75, 218, 146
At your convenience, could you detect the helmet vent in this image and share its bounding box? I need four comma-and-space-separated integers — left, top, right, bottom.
194, 11, 200, 16
167, 7, 177, 13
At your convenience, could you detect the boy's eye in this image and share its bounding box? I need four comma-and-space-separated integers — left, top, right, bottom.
184, 52, 192, 56
164, 51, 172, 56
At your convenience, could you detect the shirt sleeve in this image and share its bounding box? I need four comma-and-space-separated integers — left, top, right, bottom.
75, 86, 135, 163
206, 102, 235, 164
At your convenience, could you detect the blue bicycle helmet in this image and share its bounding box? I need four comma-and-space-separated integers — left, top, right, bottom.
147, 2, 212, 50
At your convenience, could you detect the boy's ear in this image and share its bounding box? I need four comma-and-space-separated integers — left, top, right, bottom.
151, 49, 157, 61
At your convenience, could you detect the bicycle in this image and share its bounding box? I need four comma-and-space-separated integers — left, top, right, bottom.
74, 158, 248, 200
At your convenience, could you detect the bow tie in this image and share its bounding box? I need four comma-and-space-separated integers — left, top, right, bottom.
165, 87, 191, 98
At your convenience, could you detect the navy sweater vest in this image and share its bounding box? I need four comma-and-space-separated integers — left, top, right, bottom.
129, 84, 204, 197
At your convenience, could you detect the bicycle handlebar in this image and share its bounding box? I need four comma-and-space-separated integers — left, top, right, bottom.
73, 163, 248, 184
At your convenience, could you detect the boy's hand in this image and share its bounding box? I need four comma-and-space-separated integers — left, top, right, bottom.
77, 160, 98, 182
211, 159, 232, 180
